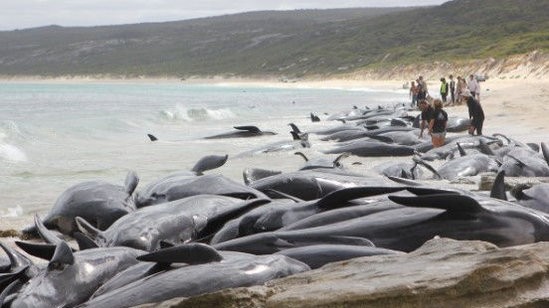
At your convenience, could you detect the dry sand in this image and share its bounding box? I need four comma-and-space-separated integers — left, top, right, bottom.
206, 76, 549, 143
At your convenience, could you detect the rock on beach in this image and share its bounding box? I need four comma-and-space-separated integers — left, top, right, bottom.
139, 238, 549, 308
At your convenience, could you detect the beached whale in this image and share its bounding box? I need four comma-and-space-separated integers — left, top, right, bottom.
497, 143, 549, 177
324, 140, 415, 157
22, 171, 139, 237
8, 242, 143, 308
210, 186, 406, 244
274, 244, 401, 269
245, 169, 402, 201
415, 153, 499, 180
136, 173, 267, 207
78, 249, 309, 308
233, 131, 310, 157
76, 195, 268, 251
203, 125, 276, 139
90, 243, 224, 298
214, 191, 549, 253
514, 183, 549, 214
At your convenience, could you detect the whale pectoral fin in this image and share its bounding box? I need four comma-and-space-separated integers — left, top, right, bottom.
73, 232, 99, 250
124, 170, 139, 195
388, 193, 483, 213
294, 151, 309, 162
0, 241, 32, 269
137, 243, 223, 265
15, 241, 57, 260
316, 186, 406, 210
75, 217, 104, 245
34, 214, 62, 245
386, 175, 422, 186
234, 125, 261, 133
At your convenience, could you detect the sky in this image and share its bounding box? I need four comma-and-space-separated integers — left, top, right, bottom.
0, 0, 449, 31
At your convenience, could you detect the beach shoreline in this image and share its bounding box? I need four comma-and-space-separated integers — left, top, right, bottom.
2, 75, 548, 141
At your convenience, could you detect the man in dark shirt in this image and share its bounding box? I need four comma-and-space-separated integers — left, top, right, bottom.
462, 90, 485, 135
418, 99, 434, 138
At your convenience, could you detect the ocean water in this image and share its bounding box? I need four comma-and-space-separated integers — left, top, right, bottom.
0, 81, 408, 219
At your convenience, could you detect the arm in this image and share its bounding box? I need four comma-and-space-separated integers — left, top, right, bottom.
420, 120, 426, 137
428, 119, 434, 135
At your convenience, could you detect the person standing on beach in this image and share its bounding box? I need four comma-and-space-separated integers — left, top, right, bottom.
439, 77, 449, 104
462, 90, 485, 135
429, 99, 448, 147
456, 76, 467, 105
418, 99, 434, 138
410, 81, 419, 107
417, 76, 428, 101
467, 74, 480, 101
448, 75, 456, 105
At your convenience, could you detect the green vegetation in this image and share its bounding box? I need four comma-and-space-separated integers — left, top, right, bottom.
0, 0, 547, 78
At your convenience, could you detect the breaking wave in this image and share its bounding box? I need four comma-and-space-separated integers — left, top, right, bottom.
159, 105, 236, 122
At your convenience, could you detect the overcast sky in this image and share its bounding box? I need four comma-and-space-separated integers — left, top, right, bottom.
0, 0, 449, 31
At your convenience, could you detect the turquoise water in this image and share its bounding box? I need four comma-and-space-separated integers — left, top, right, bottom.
0, 81, 407, 217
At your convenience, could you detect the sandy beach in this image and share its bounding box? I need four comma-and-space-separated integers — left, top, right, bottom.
1, 76, 547, 234
209, 76, 549, 143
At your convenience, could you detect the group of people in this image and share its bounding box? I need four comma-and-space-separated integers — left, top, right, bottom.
415, 74, 485, 148
410, 74, 481, 107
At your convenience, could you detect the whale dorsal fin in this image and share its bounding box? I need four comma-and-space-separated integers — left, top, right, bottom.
234, 126, 261, 134
456, 143, 467, 157
541, 142, 549, 168
490, 171, 507, 201
147, 134, 158, 142
48, 241, 74, 270
316, 186, 405, 210
124, 170, 139, 195
288, 123, 302, 134
191, 154, 229, 174
389, 193, 483, 213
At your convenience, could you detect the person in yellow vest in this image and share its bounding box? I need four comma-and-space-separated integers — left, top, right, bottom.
439, 77, 449, 105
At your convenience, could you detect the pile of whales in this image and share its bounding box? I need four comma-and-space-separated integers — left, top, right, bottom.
2, 103, 549, 307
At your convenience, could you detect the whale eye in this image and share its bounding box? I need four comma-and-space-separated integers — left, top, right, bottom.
47, 261, 66, 271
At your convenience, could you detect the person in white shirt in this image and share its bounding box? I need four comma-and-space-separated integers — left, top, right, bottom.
467, 74, 480, 100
